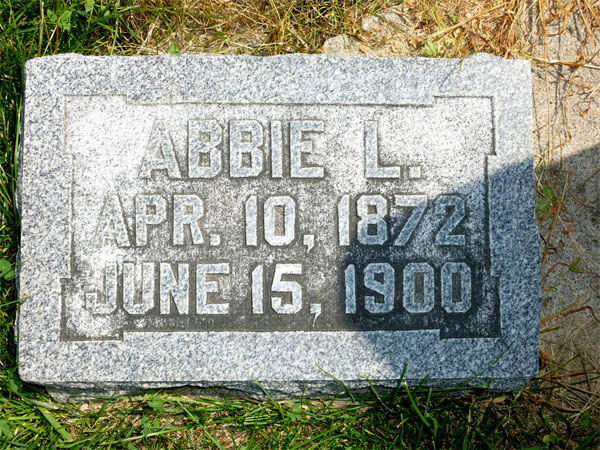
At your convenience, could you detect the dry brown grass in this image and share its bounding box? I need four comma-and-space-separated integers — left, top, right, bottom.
121, 1, 598, 60
124, 0, 387, 54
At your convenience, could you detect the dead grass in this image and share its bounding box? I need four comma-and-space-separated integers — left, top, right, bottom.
122, 0, 391, 54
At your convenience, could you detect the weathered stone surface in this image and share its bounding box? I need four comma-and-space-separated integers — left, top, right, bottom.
17, 53, 541, 399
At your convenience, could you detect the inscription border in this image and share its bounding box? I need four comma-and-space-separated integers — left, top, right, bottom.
58, 95, 500, 342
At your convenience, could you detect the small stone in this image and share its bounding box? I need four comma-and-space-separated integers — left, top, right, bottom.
321, 34, 364, 56
361, 5, 410, 35
361, 15, 385, 34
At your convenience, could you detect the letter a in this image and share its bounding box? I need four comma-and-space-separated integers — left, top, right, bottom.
94, 194, 131, 247
139, 120, 182, 179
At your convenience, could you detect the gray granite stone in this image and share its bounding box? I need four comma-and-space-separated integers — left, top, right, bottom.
17, 53, 542, 399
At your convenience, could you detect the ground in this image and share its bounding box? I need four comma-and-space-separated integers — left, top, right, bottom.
0, 0, 599, 448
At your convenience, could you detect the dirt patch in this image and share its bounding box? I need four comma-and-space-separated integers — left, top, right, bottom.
531, 13, 600, 413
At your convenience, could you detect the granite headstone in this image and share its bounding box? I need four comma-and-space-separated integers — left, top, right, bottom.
17, 53, 542, 399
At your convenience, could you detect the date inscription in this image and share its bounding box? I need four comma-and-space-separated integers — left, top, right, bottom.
61, 98, 499, 340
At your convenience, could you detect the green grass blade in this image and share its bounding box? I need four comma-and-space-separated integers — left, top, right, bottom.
37, 406, 74, 443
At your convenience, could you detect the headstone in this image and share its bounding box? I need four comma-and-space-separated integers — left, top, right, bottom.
17, 53, 542, 399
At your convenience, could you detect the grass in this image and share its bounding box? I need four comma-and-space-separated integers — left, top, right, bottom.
1, 0, 600, 448
0, 387, 552, 448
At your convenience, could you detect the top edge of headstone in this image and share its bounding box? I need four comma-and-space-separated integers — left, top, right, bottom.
24, 51, 530, 67
22, 51, 532, 108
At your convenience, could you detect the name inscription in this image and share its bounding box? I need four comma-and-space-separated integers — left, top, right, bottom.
61, 97, 500, 340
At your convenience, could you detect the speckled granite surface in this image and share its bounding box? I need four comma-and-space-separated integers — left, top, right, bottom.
17, 53, 541, 400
